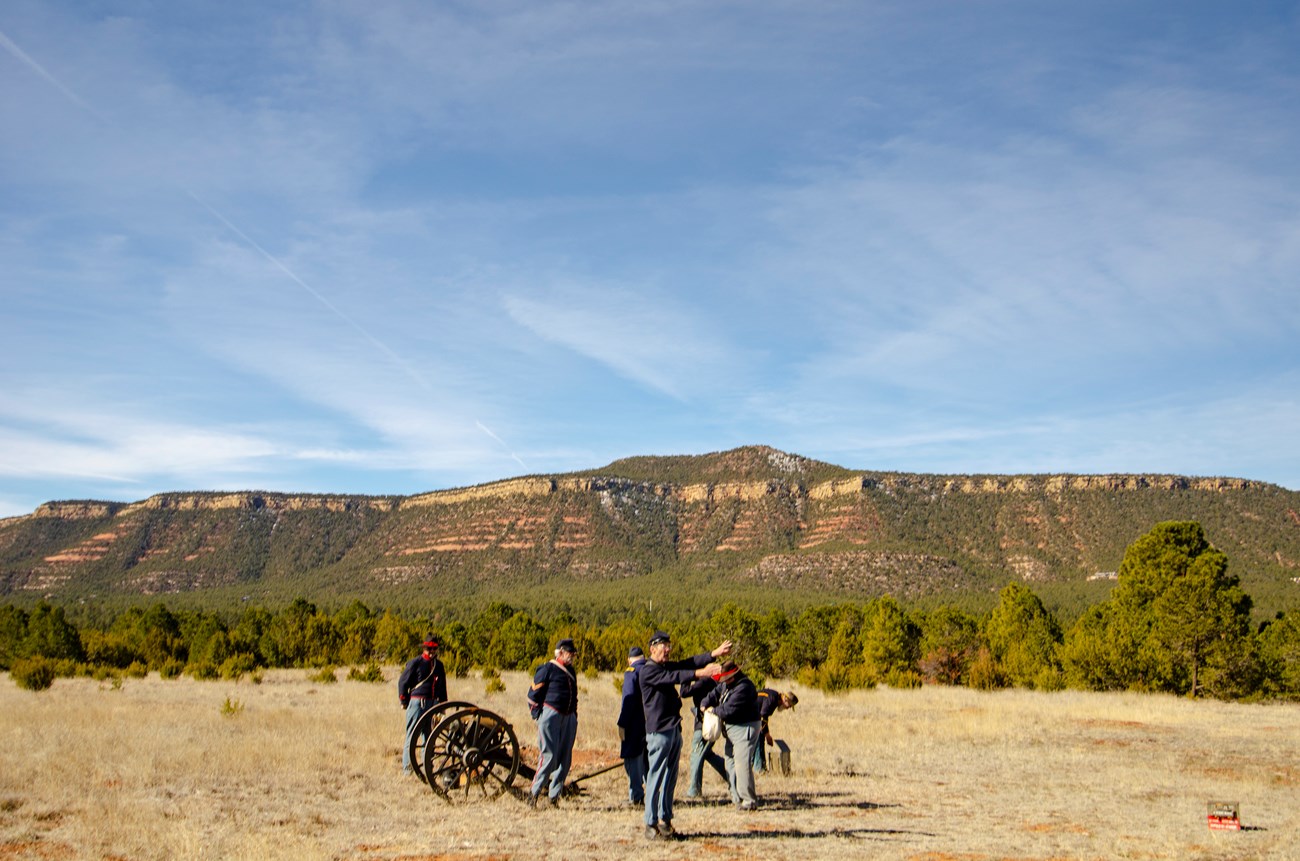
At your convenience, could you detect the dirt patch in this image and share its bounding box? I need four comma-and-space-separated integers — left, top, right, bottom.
0, 842, 76, 860
1023, 821, 1090, 834
1271, 765, 1300, 786
518, 744, 619, 773
1074, 719, 1149, 730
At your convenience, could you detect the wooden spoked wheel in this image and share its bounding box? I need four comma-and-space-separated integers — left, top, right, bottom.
406, 700, 476, 785
422, 707, 521, 803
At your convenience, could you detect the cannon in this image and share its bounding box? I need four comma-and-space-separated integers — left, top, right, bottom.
406, 701, 523, 802
406, 701, 622, 804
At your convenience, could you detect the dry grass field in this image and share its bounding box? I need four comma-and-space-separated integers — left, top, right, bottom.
2, 668, 1297, 861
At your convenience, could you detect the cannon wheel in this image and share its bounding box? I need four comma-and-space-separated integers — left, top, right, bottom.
407, 700, 476, 785
422, 706, 520, 803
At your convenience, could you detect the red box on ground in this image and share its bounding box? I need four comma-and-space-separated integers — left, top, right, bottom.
1207, 801, 1241, 831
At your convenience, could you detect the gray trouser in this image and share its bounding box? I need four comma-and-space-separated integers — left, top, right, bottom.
623, 750, 648, 803
402, 697, 433, 771
722, 720, 760, 806
644, 728, 683, 826
686, 725, 728, 795
531, 708, 577, 799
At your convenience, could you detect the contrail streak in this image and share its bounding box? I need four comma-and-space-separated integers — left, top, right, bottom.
476, 421, 527, 470
186, 191, 433, 392
192, 192, 527, 470
2, 25, 527, 471
0, 27, 108, 123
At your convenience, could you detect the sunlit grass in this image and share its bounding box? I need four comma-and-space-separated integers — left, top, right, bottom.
2, 670, 1297, 860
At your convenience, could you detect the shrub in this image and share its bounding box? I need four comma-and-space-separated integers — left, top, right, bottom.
810, 661, 873, 693
966, 647, 1007, 691
188, 662, 219, 681
308, 666, 338, 684
220, 696, 244, 717
347, 663, 384, 683
125, 661, 148, 679
482, 667, 505, 695
219, 654, 258, 681
1033, 666, 1066, 692
883, 668, 923, 689
11, 657, 58, 691
159, 659, 185, 680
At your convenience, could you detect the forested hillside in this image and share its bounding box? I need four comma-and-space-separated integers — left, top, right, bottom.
1, 446, 1297, 621
4, 521, 1299, 702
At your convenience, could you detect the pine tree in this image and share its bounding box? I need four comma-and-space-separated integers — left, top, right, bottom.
1063, 521, 1254, 697
984, 583, 1061, 688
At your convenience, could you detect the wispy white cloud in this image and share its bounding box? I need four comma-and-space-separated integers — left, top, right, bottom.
753, 75, 1300, 400
2, 0, 1299, 518
0, 407, 278, 487
502, 284, 739, 400
0, 377, 522, 501
784, 372, 1300, 485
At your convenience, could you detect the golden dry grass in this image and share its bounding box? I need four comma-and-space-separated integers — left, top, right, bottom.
2, 669, 1297, 861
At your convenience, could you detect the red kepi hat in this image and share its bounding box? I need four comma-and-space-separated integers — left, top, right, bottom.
712, 660, 739, 683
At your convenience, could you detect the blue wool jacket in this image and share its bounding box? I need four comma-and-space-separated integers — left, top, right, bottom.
618, 662, 646, 758
757, 688, 782, 721
700, 671, 760, 724
637, 652, 713, 734
397, 654, 447, 705
681, 676, 717, 729
529, 660, 578, 715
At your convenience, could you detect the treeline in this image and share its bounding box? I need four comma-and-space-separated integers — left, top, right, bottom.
4, 521, 1299, 699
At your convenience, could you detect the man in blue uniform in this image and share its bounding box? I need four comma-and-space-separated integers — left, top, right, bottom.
637, 631, 730, 840
681, 675, 728, 798
700, 661, 761, 809
753, 688, 798, 773
397, 635, 447, 773
617, 646, 648, 805
527, 638, 579, 806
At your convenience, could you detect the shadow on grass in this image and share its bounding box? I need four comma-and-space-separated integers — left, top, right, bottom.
681, 825, 935, 842
672, 790, 925, 841
763, 791, 899, 812
676, 791, 900, 811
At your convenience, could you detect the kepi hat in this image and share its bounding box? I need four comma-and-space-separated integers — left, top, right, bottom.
711, 660, 739, 683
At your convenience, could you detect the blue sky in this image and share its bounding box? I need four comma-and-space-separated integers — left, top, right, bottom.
2, 1, 1299, 517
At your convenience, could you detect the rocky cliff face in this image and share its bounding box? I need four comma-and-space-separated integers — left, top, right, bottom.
1, 447, 1295, 605
13, 473, 1259, 525
30, 501, 124, 519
